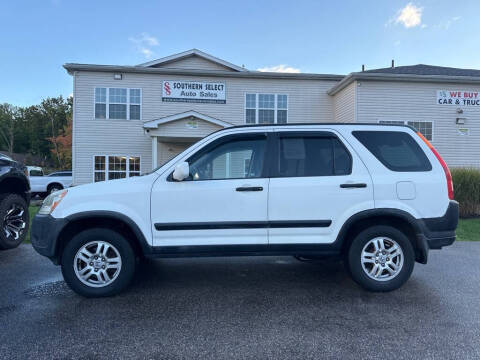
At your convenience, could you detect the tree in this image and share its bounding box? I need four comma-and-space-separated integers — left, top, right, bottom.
0, 103, 18, 155
47, 114, 72, 169
39, 96, 70, 167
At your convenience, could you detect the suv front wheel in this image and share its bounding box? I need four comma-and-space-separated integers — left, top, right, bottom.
346, 225, 415, 292
61, 228, 136, 297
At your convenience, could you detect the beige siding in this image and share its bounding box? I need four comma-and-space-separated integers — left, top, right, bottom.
333, 81, 356, 123
157, 141, 192, 166
149, 118, 223, 138
356, 81, 480, 168
151, 55, 234, 72
73, 71, 338, 184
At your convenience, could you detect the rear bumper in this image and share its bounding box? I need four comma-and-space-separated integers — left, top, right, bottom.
416, 200, 458, 263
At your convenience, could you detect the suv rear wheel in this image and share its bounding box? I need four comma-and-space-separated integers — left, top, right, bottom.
346, 225, 415, 292
61, 228, 136, 297
0, 194, 29, 250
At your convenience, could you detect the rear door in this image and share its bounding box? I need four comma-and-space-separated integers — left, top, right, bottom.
267, 129, 374, 244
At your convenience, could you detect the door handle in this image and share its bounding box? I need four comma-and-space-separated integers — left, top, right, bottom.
236, 186, 263, 192
340, 183, 367, 188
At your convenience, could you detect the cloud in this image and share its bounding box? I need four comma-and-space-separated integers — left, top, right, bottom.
140, 48, 154, 59
257, 64, 301, 73
386, 3, 423, 28
394, 40, 401, 46
129, 32, 159, 59
395, 3, 423, 28
434, 16, 461, 30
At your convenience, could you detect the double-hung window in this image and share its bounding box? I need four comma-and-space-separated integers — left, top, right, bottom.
378, 120, 433, 141
94, 88, 142, 120
94, 155, 141, 182
245, 94, 288, 124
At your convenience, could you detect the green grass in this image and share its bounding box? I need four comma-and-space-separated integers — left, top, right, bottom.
457, 218, 480, 241
26, 205, 40, 243
24, 206, 480, 243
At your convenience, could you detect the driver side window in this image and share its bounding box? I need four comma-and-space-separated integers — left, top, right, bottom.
187, 134, 267, 181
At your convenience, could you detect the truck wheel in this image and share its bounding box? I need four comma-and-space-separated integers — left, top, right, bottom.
346, 225, 415, 292
47, 184, 63, 195
0, 194, 29, 250
61, 228, 136, 297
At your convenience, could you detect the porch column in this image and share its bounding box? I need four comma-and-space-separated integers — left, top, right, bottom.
151, 137, 158, 169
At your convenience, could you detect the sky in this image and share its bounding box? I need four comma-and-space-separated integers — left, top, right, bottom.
1, 0, 479, 106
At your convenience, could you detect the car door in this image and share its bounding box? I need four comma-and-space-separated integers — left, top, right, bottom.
29, 169, 45, 193
267, 129, 374, 244
150, 131, 270, 247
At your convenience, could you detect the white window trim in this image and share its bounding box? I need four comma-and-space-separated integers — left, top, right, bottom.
94, 88, 142, 121
244, 93, 288, 124
377, 120, 434, 141
92, 155, 142, 182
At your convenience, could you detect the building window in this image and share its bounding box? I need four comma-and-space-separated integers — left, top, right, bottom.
94, 156, 106, 182
378, 120, 433, 141
95, 88, 107, 119
245, 94, 288, 124
408, 121, 433, 141
93, 155, 141, 182
94, 88, 141, 120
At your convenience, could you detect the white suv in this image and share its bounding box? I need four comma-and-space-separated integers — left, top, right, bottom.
31, 124, 458, 297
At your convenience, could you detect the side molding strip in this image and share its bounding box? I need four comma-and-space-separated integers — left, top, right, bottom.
154, 220, 332, 231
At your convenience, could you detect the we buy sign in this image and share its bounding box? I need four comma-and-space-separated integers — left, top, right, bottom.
437, 90, 480, 106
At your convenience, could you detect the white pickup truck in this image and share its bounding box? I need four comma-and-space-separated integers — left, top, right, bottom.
27, 166, 72, 196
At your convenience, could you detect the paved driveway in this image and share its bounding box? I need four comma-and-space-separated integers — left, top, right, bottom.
0, 242, 479, 359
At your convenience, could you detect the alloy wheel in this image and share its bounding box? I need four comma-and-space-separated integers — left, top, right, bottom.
360, 237, 404, 282
73, 241, 122, 288
3, 204, 26, 240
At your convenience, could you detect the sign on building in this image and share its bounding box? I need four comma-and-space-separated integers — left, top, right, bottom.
162, 80, 226, 104
437, 90, 480, 106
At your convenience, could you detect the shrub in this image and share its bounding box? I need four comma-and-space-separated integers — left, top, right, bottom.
451, 168, 480, 218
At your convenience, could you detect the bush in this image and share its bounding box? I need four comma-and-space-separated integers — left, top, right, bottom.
451, 168, 480, 218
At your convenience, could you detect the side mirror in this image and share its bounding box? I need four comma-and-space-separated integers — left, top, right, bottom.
172, 162, 189, 181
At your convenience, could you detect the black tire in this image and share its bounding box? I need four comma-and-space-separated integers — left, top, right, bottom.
346, 225, 415, 292
0, 193, 29, 250
61, 228, 136, 297
47, 183, 63, 195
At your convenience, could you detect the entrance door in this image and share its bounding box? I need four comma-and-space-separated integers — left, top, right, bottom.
151, 132, 270, 247
267, 130, 374, 244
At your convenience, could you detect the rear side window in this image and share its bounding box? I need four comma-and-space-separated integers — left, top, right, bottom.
352, 131, 432, 172
275, 134, 352, 177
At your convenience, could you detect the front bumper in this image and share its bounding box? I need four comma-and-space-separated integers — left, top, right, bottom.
30, 214, 68, 263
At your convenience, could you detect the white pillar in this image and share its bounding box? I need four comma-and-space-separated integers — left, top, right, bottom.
152, 137, 158, 169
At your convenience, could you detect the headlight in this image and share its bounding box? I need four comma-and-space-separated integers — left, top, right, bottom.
38, 190, 68, 215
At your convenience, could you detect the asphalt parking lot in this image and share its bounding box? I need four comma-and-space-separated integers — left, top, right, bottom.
1, 243, 479, 359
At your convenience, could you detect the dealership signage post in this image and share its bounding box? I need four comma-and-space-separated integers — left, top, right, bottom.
162, 80, 226, 104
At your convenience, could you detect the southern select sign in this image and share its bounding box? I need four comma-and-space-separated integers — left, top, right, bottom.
437, 90, 480, 106
162, 80, 226, 104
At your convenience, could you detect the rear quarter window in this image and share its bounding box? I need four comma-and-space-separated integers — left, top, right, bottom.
352, 131, 432, 172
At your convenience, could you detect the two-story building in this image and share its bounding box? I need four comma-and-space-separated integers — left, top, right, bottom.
65, 49, 480, 185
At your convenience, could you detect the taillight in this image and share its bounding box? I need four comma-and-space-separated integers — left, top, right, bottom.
416, 132, 454, 200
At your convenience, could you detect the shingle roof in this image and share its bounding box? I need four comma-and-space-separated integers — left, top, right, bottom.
363, 64, 480, 77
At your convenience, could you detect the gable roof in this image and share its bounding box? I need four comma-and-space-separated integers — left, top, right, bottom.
363, 64, 480, 77
143, 110, 234, 129
137, 49, 248, 72
328, 64, 480, 95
